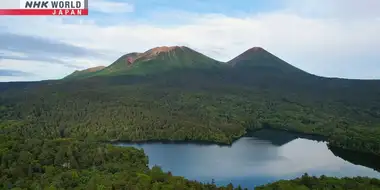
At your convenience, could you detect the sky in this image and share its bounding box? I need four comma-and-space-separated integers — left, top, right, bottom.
0, 0, 379, 81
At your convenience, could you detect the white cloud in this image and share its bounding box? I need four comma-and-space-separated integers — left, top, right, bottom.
0, 0, 380, 81
284, 0, 380, 19
0, 50, 29, 58
0, 59, 74, 81
90, 0, 134, 13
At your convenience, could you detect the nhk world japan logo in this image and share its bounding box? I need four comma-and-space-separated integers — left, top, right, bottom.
0, 0, 88, 16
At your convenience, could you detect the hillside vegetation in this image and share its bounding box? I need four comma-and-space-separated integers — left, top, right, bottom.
1, 46, 380, 189
0, 135, 247, 189
256, 174, 380, 190
2, 46, 380, 155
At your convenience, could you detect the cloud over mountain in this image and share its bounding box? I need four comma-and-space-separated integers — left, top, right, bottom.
0, 0, 379, 81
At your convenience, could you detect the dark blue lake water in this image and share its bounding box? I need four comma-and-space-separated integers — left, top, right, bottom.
114, 129, 380, 189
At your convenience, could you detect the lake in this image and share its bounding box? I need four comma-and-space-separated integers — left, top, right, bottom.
114, 129, 380, 189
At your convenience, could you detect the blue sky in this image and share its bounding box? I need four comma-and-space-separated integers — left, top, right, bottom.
0, 0, 380, 81
128, 0, 282, 16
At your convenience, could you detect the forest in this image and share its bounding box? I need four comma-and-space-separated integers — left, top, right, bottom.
0, 134, 245, 189
1, 67, 380, 156
1, 131, 380, 189
1, 47, 380, 189
255, 174, 380, 190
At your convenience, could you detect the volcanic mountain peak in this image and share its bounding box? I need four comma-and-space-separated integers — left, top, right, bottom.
227, 46, 308, 75
129, 46, 187, 62
141, 46, 184, 57
227, 46, 274, 66
238, 47, 269, 57
65, 45, 308, 79
248, 47, 265, 52
146, 46, 183, 54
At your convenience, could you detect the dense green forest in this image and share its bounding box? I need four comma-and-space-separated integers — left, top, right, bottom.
1, 46, 380, 189
0, 134, 247, 189
1, 67, 380, 155
2, 132, 380, 189
256, 174, 380, 190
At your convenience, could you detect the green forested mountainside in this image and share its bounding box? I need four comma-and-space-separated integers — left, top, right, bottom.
1, 66, 380, 155
1, 46, 380, 189
1, 46, 380, 155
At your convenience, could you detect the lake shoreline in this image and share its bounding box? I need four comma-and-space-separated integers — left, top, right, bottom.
109, 139, 233, 146
113, 128, 380, 189
107, 127, 327, 146
106, 126, 380, 158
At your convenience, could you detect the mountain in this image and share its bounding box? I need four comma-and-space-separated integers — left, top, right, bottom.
90, 46, 222, 77
64, 46, 309, 80
228, 47, 308, 75
1, 45, 380, 158
64, 66, 106, 79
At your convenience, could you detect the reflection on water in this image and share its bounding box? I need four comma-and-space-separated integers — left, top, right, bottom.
329, 145, 380, 173
115, 129, 380, 189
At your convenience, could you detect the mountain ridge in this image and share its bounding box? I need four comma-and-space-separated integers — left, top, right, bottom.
64, 66, 106, 79
64, 46, 307, 79
65, 46, 224, 79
